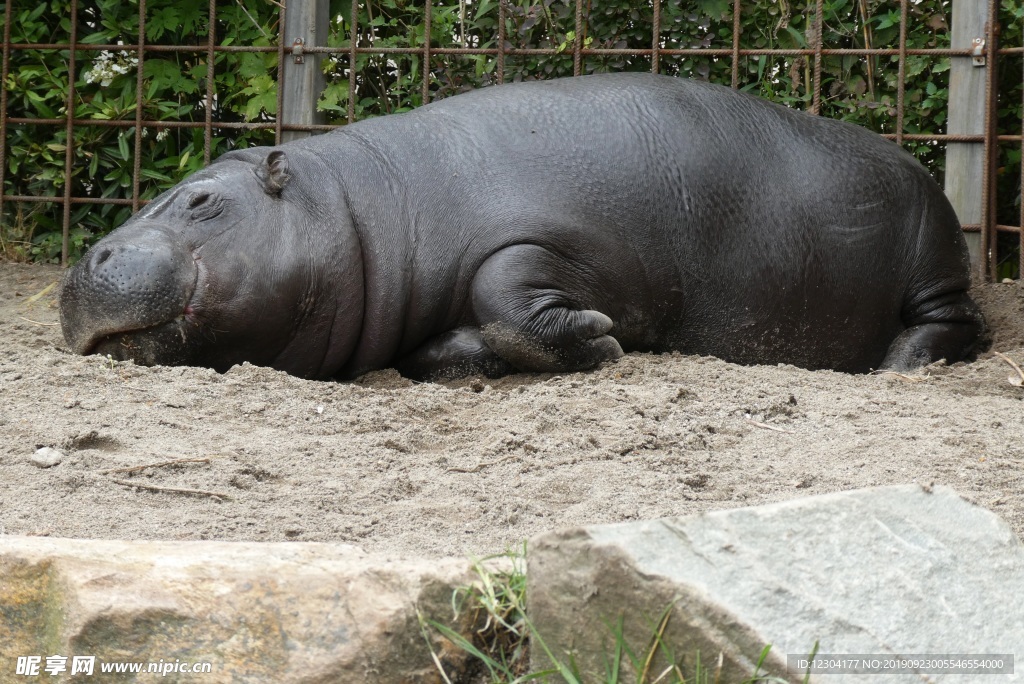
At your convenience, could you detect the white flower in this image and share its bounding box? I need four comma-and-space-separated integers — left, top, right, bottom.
83, 50, 138, 86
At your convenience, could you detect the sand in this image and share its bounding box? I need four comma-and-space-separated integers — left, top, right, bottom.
1, 261, 1022, 558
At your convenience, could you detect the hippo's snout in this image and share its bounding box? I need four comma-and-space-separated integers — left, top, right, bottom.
60, 236, 198, 357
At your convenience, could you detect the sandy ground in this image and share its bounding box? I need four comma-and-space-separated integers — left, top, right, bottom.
1, 261, 1022, 559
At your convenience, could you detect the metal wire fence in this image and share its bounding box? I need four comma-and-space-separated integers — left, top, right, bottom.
0, 0, 1021, 279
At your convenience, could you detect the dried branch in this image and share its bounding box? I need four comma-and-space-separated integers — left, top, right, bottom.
994, 352, 1024, 387
101, 457, 211, 475
746, 419, 795, 434
109, 478, 230, 500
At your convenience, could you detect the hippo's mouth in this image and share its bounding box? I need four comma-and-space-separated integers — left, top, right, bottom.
90, 318, 200, 366
69, 256, 204, 366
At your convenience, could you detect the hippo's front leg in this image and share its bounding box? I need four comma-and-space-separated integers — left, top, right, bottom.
470, 244, 625, 373
396, 327, 515, 381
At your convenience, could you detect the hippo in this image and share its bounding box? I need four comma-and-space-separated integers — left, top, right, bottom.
59, 73, 985, 381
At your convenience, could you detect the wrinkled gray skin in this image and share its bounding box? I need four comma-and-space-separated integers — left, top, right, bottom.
60, 74, 986, 381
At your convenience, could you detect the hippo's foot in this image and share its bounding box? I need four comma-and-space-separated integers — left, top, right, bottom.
396, 327, 516, 381
880, 290, 986, 371
471, 244, 625, 374
480, 312, 624, 373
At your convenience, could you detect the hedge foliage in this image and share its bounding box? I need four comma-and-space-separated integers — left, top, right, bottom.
1, 0, 1021, 275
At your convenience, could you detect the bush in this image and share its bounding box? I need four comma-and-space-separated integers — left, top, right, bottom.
2, 0, 278, 261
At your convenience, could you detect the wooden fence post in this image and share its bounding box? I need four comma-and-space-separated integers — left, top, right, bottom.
944, 0, 988, 274
281, 0, 329, 142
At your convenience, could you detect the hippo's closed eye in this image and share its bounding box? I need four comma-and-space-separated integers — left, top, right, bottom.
188, 192, 211, 208
187, 191, 223, 221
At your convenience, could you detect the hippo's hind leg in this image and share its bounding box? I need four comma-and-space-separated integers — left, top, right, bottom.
470, 244, 624, 373
880, 289, 986, 371
396, 327, 515, 381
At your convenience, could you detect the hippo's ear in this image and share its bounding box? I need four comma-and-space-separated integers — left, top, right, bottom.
255, 150, 290, 196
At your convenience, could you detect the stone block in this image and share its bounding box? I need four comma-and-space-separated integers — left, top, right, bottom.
0, 537, 494, 682
528, 485, 1024, 683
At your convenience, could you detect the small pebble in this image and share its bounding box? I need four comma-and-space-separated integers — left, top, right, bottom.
1003, 278, 1015, 284
31, 447, 64, 469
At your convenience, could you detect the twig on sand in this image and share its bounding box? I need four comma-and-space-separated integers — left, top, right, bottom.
101, 457, 211, 475
17, 316, 58, 326
994, 352, 1024, 387
745, 419, 794, 434
23, 282, 56, 305
870, 370, 924, 383
447, 453, 519, 473
109, 478, 230, 500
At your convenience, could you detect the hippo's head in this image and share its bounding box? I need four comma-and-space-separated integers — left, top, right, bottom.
60, 147, 364, 378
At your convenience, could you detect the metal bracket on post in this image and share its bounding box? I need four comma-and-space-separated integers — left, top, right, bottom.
292, 38, 305, 64
971, 37, 985, 66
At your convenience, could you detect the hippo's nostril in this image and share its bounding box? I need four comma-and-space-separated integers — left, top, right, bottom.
92, 247, 114, 268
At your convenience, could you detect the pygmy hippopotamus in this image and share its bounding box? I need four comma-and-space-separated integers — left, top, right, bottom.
59, 73, 986, 380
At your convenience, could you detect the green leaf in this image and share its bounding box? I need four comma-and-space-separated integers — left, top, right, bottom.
140, 168, 174, 182
144, 59, 198, 95
697, 0, 731, 20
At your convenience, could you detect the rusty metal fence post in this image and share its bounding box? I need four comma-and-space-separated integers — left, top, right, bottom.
0, 1, 13, 252
60, 0, 79, 268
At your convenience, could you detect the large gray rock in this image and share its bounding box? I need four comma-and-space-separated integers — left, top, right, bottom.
528, 485, 1024, 683
0, 537, 497, 683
